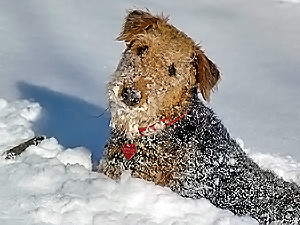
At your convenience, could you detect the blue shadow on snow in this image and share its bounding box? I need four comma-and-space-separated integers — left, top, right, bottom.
18, 82, 110, 165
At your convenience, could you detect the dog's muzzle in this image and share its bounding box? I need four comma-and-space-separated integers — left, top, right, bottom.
120, 87, 142, 106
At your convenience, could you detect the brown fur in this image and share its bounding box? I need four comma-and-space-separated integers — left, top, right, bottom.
118, 10, 164, 43
118, 10, 220, 101
100, 10, 220, 185
105, 10, 220, 137
100, 9, 221, 180
99, 131, 188, 187
193, 49, 220, 101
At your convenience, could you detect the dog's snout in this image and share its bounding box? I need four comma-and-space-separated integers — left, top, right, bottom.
120, 87, 142, 106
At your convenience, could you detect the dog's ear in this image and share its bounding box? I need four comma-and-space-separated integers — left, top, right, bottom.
192, 48, 220, 101
117, 10, 161, 42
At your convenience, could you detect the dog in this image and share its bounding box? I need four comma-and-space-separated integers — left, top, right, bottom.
99, 10, 300, 224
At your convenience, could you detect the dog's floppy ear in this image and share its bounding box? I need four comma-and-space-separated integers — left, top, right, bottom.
117, 10, 160, 42
192, 48, 220, 101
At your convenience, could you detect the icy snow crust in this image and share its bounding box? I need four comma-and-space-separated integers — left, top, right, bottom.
0, 99, 299, 225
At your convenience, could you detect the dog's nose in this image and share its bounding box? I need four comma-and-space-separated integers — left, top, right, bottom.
120, 87, 142, 106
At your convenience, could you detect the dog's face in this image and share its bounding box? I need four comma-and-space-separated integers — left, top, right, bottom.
108, 10, 220, 137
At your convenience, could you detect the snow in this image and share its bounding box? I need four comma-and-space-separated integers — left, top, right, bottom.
280, 0, 300, 2
0, 0, 299, 224
0, 100, 299, 224
0, 99, 261, 225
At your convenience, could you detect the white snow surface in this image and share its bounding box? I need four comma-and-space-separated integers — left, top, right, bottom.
1, 0, 300, 224
0, 99, 299, 225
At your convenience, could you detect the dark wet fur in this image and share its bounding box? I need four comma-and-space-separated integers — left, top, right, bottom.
100, 89, 300, 224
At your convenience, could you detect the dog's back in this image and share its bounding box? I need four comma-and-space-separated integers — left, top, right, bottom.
100, 89, 300, 224
172, 90, 300, 224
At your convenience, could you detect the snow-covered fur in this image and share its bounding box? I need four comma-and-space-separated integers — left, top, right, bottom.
100, 89, 300, 224
99, 10, 300, 224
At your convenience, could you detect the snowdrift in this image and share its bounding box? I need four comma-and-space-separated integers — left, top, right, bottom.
1, 99, 299, 225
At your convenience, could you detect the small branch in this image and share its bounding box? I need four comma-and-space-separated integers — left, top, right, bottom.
4, 136, 45, 159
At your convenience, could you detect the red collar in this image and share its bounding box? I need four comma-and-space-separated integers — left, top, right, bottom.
138, 110, 188, 136
122, 110, 188, 160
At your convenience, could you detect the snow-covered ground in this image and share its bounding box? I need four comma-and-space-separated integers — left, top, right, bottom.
0, 0, 300, 224
1, 98, 299, 225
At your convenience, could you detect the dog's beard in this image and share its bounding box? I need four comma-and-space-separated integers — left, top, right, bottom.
107, 80, 161, 138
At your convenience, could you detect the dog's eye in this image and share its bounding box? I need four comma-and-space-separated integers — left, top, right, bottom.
136, 45, 148, 56
168, 64, 176, 76
145, 25, 152, 30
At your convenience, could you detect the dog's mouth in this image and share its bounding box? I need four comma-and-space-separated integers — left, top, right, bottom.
108, 82, 157, 137
108, 78, 190, 138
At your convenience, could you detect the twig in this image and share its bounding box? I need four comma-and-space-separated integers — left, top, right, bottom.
5, 136, 45, 159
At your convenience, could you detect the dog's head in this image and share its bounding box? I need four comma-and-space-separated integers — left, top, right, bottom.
108, 10, 220, 137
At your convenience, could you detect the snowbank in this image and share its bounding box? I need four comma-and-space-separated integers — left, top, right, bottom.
1, 99, 299, 225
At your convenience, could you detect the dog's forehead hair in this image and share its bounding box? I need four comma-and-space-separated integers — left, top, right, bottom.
126, 20, 196, 62
119, 32, 196, 81
119, 10, 196, 49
